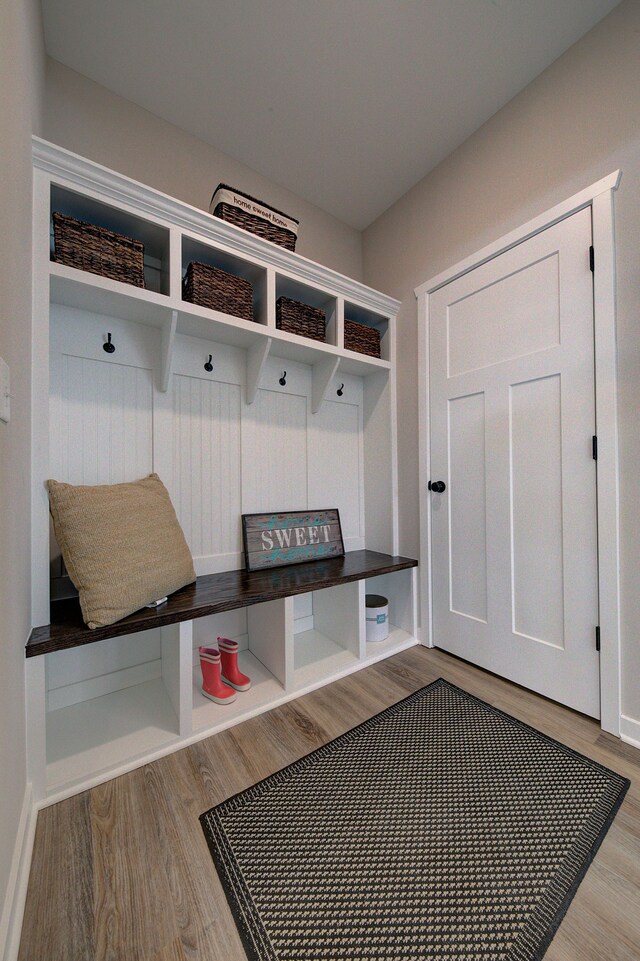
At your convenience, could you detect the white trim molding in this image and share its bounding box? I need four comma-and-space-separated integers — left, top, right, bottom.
416, 172, 622, 737
620, 715, 640, 751
0, 784, 38, 961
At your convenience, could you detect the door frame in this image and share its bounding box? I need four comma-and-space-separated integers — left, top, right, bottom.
415, 171, 622, 736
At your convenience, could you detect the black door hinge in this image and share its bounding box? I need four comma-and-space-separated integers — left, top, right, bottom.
592, 435, 598, 460
595, 626, 601, 652
589, 246, 595, 272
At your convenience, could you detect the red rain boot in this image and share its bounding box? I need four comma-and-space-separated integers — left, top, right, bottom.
199, 646, 237, 704
218, 636, 252, 691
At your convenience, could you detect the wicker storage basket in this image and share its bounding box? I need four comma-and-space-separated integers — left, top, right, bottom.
276, 296, 325, 342
52, 212, 145, 288
344, 318, 381, 358
210, 184, 299, 252
182, 262, 254, 321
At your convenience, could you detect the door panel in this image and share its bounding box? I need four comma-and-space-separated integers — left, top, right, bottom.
429, 207, 600, 718
447, 252, 561, 377
448, 391, 487, 623
510, 374, 564, 647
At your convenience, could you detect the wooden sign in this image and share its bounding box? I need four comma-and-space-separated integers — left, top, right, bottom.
242, 509, 344, 572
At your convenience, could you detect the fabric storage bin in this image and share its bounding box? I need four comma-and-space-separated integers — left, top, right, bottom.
344, 318, 381, 358
52, 212, 145, 288
182, 262, 254, 321
276, 296, 325, 342
209, 184, 299, 251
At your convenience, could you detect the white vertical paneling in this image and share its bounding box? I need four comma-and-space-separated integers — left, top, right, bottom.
510, 374, 564, 647
308, 397, 363, 548
49, 353, 153, 486
242, 388, 308, 513
171, 375, 242, 566
448, 392, 487, 622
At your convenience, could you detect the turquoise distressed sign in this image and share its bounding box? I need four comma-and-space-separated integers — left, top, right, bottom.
242, 509, 344, 571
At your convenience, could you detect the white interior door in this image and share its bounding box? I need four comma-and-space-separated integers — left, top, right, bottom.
429, 207, 600, 718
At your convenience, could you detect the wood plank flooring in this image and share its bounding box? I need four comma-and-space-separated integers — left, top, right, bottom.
18, 647, 640, 961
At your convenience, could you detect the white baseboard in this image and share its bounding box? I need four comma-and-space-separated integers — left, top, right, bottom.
0, 783, 37, 961
620, 714, 640, 750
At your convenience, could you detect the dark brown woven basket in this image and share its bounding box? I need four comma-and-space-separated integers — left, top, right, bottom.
210, 184, 298, 251
183, 262, 254, 322
52, 212, 145, 288
276, 296, 325, 342
344, 318, 381, 358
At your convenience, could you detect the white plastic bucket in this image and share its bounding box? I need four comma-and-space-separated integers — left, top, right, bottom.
365, 594, 389, 643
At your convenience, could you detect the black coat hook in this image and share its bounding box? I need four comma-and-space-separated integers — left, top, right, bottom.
337, 384, 344, 396
103, 332, 115, 354
279, 371, 287, 386
204, 354, 213, 372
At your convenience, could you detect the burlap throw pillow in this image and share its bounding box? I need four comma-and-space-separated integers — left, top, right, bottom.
47, 473, 196, 630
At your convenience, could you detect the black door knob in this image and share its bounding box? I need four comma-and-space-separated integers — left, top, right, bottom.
429, 480, 446, 493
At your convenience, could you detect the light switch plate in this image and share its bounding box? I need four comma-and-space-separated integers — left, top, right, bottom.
0, 356, 10, 423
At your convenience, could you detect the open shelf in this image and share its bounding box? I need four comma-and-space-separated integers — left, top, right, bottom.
50, 262, 172, 327
276, 274, 338, 347
51, 183, 171, 294
364, 624, 415, 660
293, 629, 359, 689
46, 677, 180, 790
191, 650, 284, 731
182, 235, 269, 326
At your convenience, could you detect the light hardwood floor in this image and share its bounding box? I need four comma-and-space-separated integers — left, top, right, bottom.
18, 646, 640, 961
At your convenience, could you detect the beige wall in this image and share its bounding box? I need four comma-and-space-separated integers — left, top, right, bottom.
0, 0, 45, 945
43, 59, 363, 281
362, 0, 640, 725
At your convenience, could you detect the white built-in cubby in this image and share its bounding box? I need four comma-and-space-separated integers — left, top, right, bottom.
26, 138, 418, 806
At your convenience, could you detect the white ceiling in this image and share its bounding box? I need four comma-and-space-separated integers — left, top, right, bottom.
41, 0, 621, 229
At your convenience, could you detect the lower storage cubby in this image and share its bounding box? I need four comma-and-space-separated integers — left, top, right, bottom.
292, 583, 361, 689
46, 677, 180, 791
191, 606, 287, 730
40, 625, 186, 794
361, 568, 418, 659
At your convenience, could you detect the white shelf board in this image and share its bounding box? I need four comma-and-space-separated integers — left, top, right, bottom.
49, 263, 390, 378
175, 302, 269, 349
268, 330, 390, 376
50, 262, 171, 327
363, 625, 415, 661
338, 350, 391, 376
46, 677, 179, 790
293, 629, 359, 690
191, 650, 285, 731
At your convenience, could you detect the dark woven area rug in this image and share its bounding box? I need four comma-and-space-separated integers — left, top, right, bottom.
200, 678, 629, 961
